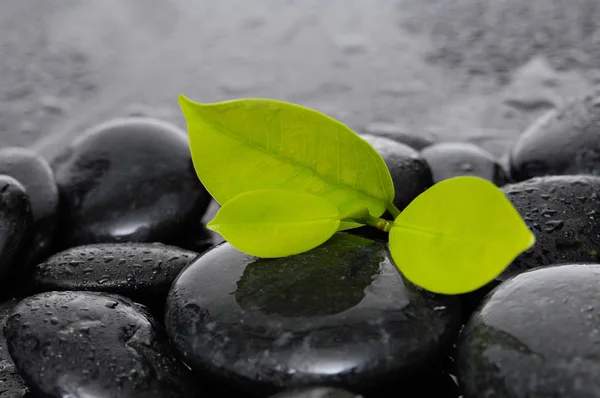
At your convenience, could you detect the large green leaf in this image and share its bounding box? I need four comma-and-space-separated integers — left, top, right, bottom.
207, 189, 341, 258
389, 176, 535, 294
179, 96, 394, 221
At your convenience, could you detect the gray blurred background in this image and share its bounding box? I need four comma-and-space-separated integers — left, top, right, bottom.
1, 0, 598, 161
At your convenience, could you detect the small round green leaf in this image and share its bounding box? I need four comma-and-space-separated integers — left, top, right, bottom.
207, 189, 341, 258
178, 96, 394, 225
389, 176, 535, 294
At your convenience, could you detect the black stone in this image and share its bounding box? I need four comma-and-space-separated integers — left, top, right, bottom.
360, 125, 434, 151
268, 387, 361, 398
420, 142, 509, 186
360, 134, 434, 211
5, 291, 200, 398
52, 117, 212, 248
0, 147, 59, 268
510, 92, 600, 181
0, 176, 33, 293
500, 175, 600, 280
457, 264, 600, 398
27, 243, 199, 313
350, 135, 433, 242
165, 233, 462, 397
0, 299, 30, 397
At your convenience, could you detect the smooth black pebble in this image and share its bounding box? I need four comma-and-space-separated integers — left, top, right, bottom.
52, 117, 212, 248
360, 134, 433, 210
27, 243, 199, 313
268, 387, 361, 398
420, 142, 509, 185
165, 233, 462, 397
0, 299, 29, 397
0, 176, 33, 294
360, 125, 434, 151
500, 175, 600, 280
510, 92, 600, 181
0, 147, 59, 268
5, 291, 200, 398
458, 264, 600, 398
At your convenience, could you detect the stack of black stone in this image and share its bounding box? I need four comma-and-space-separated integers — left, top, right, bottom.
1, 91, 599, 398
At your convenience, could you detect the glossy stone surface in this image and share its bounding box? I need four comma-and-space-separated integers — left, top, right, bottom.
52, 117, 212, 248
0, 299, 29, 397
360, 134, 433, 211
268, 387, 361, 398
420, 142, 509, 185
28, 243, 199, 311
510, 92, 600, 181
5, 291, 199, 398
500, 175, 600, 280
165, 233, 462, 397
458, 264, 600, 398
360, 124, 434, 151
0, 175, 33, 292
0, 147, 59, 267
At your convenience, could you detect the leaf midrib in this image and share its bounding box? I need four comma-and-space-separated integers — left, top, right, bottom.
393, 222, 532, 246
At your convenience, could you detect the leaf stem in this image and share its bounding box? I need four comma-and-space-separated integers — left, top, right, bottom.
340, 207, 393, 232
365, 215, 393, 232
387, 203, 401, 219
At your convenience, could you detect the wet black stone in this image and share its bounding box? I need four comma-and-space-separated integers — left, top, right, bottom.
27, 243, 199, 313
5, 291, 200, 398
175, 221, 217, 255
350, 135, 433, 242
500, 175, 600, 280
0, 299, 30, 397
52, 117, 212, 248
457, 264, 600, 398
420, 142, 509, 186
360, 134, 434, 211
0, 176, 33, 293
360, 127, 434, 151
0, 147, 59, 268
510, 92, 600, 181
268, 387, 361, 398
165, 233, 462, 397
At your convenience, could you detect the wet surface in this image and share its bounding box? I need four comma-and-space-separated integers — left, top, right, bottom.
1, 0, 598, 160
165, 233, 462, 396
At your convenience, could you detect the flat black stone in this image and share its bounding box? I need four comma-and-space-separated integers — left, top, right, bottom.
27, 243, 199, 312
52, 117, 212, 248
0, 175, 33, 294
0, 148, 59, 268
359, 126, 434, 151
5, 291, 200, 398
0, 299, 30, 397
351, 135, 433, 242
165, 233, 462, 397
510, 92, 600, 181
420, 142, 509, 186
500, 175, 600, 280
268, 387, 361, 398
458, 264, 600, 398
360, 134, 433, 211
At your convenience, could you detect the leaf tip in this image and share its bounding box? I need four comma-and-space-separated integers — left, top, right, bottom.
206, 218, 218, 232
177, 94, 196, 117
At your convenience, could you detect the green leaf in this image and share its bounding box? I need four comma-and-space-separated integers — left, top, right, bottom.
207, 189, 341, 258
179, 96, 394, 223
389, 176, 535, 294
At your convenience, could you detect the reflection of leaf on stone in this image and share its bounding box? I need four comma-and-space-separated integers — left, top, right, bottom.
234, 233, 383, 317
460, 320, 541, 397
470, 321, 537, 357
